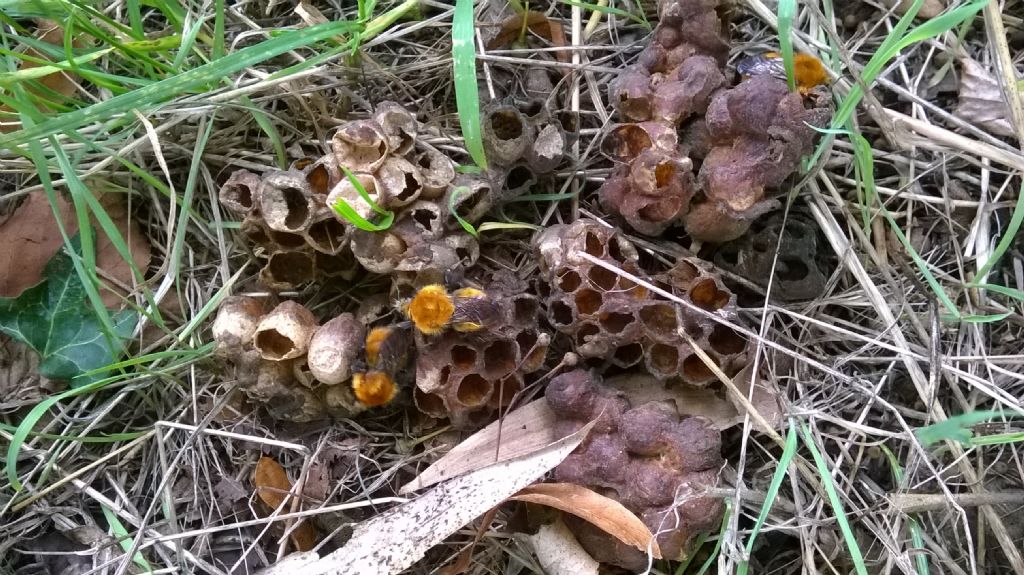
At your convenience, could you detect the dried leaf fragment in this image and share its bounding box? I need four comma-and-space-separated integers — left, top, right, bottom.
253, 456, 318, 552
528, 519, 600, 575
956, 57, 1019, 138
486, 11, 569, 65
878, 0, 946, 19
511, 483, 662, 558
259, 419, 596, 575
399, 398, 558, 493
0, 191, 151, 307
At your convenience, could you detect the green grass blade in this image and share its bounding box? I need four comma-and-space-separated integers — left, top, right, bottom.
878, 444, 929, 575
331, 199, 395, 231
560, 0, 651, 29
6, 377, 114, 490
332, 169, 395, 231
169, 117, 216, 284
452, 0, 487, 169
242, 96, 288, 170
0, 21, 358, 150
776, 0, 796, 92
448, 186, 479, 237
914, 410, 1006, 447
101, 505, 154, 572
800, 424, 868, 575
808, 0, 987, 168
213, 0, 226, 59
693, 500, 732, 575
969, 431, 1024, 447
737, 420, 799, 575
972, 180, 1024, 282
975, 283, 1024, 301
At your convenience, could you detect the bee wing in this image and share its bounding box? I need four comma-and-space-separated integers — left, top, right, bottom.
451, 296, 503, 329
375, 324, 414, 373
736, 54, 787, 81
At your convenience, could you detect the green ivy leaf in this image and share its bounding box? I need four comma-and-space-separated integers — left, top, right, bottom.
0, 235, 136, 387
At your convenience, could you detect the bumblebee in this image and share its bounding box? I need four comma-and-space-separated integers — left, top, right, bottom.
350, 325, 413, 408
736, 51, 829, 94
350, 284, 503, 407
401, 284, 503, 336
351, 371, 399, 407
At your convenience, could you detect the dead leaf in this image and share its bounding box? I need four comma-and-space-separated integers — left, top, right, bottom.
878, 0, 945, 19
956, 57, 1019, 138
486, 11, 569, 65
0, 20, 82, 133
605, 373, 740, 429
438, 507, 500, 575
93, 193, 152, 307
253, 456, 318, 552
0, 192, 75, 298
528, 519, 599, 575
399, 398, 558, 494
510, 483, 662, 559
260, 419, 596, 575
0, 334, 55, 409
0, 191, 152, 307
730, 363, 783, 432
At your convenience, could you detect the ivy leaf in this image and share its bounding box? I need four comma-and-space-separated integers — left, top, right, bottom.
0, 235, 136, 387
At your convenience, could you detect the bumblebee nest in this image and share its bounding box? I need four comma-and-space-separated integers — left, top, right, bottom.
601, 0, 832, 241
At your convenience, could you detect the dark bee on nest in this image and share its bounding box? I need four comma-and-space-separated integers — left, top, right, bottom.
736, 51, 829, 94
400, 284, 503, 336
350, 284, 505, 407
350, 325, 413, 407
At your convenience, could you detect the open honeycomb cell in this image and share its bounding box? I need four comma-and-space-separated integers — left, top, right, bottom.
512, 296, 540, 326
600, 311, 635, 334
612, 343, 645, 367
647, 343, 680, 376
483, 340, 517, 377
575, 289, 603, 315
451, 345, 478, 370
455, 374, 492, 407
708, 324, 746, 355
558, 269, 582, 292
415, 388, 447, 418
639, 303, 679, 341
549, 300, 575, 327
587, 266, 618, 291
689, 278, 731, 311
681, 354, 715, 384
487, 374, 523, 409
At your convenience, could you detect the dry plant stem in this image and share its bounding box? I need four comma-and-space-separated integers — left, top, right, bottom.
807, 190, 1024, 574
892, 491, 1024, 514
885, 109, 1024, 172
982, 3, 1024, 150
0, 429, 220, 572
10, 430, 156, 512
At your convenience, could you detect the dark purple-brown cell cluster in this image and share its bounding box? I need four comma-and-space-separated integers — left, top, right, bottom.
601, 0, 832, 242
546, 369, 724, 569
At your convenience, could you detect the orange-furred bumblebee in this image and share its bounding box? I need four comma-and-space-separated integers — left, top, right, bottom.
350, 325, 412, 408
348, 283, 503, 408
401, 284, 503, 336
736, 51, 829, 94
